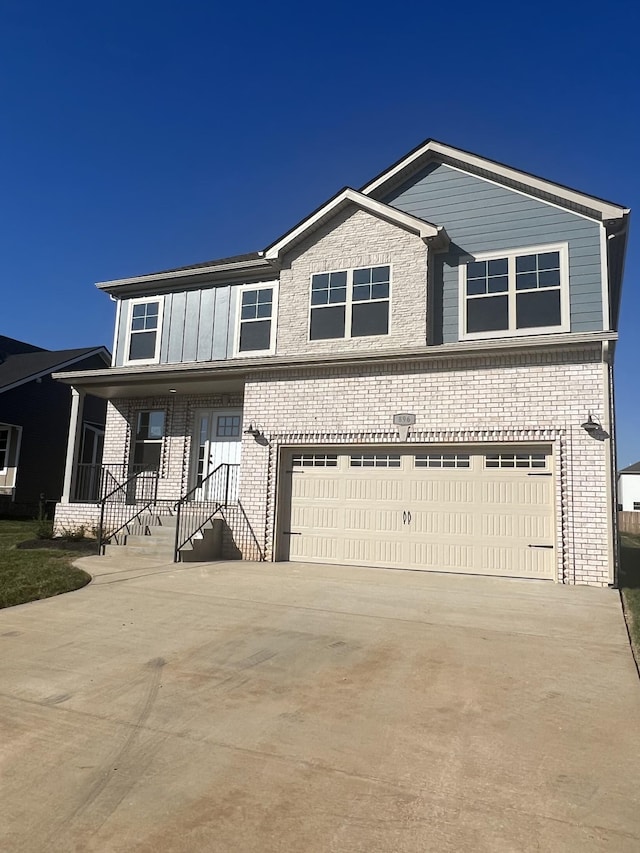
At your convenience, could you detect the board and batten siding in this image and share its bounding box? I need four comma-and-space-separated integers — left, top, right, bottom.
114, 285, 240, 366
383, 163, 603, 343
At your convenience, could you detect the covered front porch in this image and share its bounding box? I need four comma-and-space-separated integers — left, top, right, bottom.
53, 363, 264, 561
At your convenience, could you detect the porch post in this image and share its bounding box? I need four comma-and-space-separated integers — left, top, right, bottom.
61, 386, 85, 503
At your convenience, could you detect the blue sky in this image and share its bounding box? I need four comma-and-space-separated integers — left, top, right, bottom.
1, 1, 638, 464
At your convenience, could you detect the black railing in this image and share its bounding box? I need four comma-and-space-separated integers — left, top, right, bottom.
97, 469, 160, 552
73, 463, 153, 503
173, 463, 239, 562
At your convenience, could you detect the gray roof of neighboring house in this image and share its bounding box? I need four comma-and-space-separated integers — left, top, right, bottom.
0, 337, 110, 393
619, 462, 640, 475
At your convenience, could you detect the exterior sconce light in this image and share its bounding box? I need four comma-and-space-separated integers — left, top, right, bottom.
581, 413, 602, 437
244, 423, 268, 444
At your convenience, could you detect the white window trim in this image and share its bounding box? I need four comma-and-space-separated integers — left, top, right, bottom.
234, 281, 279, 357
458, 243, 570, 341
0, 427, 9, 475
307, 264, 393, 342
123, 295, 164, 366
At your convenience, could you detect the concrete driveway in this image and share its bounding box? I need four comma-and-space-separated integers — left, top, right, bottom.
1, 557, 640, 853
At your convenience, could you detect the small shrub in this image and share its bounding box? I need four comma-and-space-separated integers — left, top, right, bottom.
58, 524, 88, 541
36, 521, 54, 540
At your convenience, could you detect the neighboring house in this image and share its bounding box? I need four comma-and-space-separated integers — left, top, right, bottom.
0, 335, 110, 516
618, 462, 640, 512
54, 139, 629, 586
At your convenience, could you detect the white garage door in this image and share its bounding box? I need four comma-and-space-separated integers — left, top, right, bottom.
280, 446, 555, 580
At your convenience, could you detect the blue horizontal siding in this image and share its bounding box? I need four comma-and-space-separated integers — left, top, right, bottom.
385, 164, 603, 343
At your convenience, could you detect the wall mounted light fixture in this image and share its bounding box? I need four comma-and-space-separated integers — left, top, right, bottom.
244, 423, 268, 444
581, 413, 602, 437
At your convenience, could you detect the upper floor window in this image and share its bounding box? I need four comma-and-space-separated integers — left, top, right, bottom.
0, 428, 8, 471
310, 265, 390, 341
460, 244, 569, 340
126, 297, 163, 363
237, 284, 277, 354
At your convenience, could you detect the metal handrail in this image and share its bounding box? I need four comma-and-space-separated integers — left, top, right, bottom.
173, 463, 239, 562
97, 468, 160, 552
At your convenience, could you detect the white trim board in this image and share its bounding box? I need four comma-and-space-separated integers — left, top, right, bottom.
264, 188, 446, 261
361, 140, 629, 222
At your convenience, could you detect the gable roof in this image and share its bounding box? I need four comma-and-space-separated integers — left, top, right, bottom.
0, 343, 111, 394
263, 188, 448, 260
94, 138, 629, 298
360, 139, 630, 222
619, 462, 640, 475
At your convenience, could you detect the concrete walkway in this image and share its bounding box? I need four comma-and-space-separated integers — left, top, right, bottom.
1, 556, 640, 852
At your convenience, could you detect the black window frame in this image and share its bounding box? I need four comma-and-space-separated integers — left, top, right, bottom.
462, 245, 568, 339
309, 266, 391, 341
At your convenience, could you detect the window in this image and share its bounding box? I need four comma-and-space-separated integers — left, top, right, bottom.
127, 298, 163, 363
292, 454, 338, 467
633, 502, 640, 512
350, 453, 401, 468
0, 429, 8, 471
460, 245, 568, 339
415, 453, 470, 469
485, 453, 546, 469
132, 411, 165, 469
310, 266, 390, 340
216, 415, 242, 438
238, 284, 277, 353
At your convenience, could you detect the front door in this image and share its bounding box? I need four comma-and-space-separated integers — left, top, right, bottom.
192, 409, 242, 501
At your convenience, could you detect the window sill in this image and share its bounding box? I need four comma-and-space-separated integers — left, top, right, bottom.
460, 324, 571, 342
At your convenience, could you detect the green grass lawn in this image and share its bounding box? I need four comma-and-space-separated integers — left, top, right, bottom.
0, 520, 93, 609
619, 531, 640, 664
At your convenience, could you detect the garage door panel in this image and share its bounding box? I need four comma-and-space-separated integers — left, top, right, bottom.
344, 508, 404, 534
292, 476, 340, 500
481, 479, 552, 506
283, 446, 556, 580
481, 545, 554, 577
343, 538, 404, 565
345, 477, 404, 501
410, 541, 475, 571
292, 505, 341, 531
411, 510, 474, 535
409, 479, 475, 503
290, 534, 340, 561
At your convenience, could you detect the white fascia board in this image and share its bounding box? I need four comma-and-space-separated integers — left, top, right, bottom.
96, 258, 273, 291
52, 330, 617, 388
361, 140, 629, 222
0, 348, 111, 395
264, 188, 442, 260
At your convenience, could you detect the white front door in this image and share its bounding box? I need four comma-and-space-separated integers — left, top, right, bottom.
192, 409, 242, 501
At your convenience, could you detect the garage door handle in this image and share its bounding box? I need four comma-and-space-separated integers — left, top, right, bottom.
407, 511, 412, 524
528, 544, 553, 549
283, 531, 302, 536
402, 511, 407, 524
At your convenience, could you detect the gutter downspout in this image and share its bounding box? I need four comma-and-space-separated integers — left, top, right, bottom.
603, 340, 619, 586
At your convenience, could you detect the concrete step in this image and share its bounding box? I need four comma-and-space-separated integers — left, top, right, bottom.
104, 543, 176, 559
179, 519, 223, 562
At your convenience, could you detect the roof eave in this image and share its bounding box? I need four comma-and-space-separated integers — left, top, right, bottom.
96, 257, 276, 294
361, 139, 629, 222
264, 188, 446, 261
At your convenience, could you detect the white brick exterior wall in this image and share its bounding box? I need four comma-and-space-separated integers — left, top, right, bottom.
238, 345, 613, 586
276, 207, 428, 356
55, 345, 615, 587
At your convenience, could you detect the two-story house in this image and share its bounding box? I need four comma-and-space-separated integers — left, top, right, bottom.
54, 139, 629, 586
